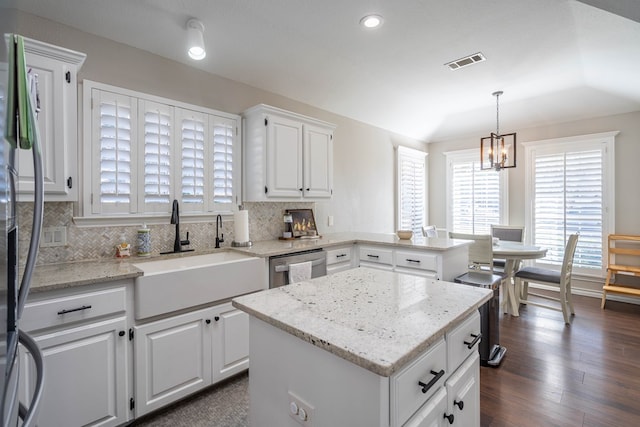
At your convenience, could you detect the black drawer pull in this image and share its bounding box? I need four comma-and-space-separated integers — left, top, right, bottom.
406, 258, 421, 263
367, 254, 379, 259
444, 413, 454, 424
57, 305, 92, 315
454, 399, 464, 410
336, 254, 347, 258
418, 369, 445, 394
464, 333, 482, 349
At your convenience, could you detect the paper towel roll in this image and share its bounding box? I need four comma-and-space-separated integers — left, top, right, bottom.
234, 210, 249, 243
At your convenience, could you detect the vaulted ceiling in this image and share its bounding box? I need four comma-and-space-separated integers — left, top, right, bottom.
6, 0, 640, 141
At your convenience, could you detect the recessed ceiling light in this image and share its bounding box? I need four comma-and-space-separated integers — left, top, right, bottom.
360, 14, 384, 29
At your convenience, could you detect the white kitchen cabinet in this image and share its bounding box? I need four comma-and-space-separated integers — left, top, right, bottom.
134, 302, 250, 417
243, 104, 335, 201
326, 244, 356, 274
444, 352, 480, 426
358, 245, 394, 271
211, 302, 250, 382
18, 37, 85, 201
19, 281, 131, 427
134, 308, 212, 416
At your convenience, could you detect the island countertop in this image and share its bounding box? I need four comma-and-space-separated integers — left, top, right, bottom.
232, 267, 492, 377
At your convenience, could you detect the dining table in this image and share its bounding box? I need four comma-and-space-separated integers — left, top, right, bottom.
493, 240, 548, 316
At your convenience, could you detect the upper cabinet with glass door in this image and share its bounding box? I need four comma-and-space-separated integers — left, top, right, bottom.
242, 104, 335, 202
17, 37, 86, 201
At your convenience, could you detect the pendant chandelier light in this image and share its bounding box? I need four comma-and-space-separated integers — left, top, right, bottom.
480, 91, 516, 171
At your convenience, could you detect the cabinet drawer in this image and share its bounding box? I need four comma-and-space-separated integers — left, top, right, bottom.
395, 250, 438, 272
22, 286, 127, 332
391, 338, 447, 427
359, 246, 393, 266
446, 310, 481, 374
326, 246, 353, 266
403, 386, 447, 427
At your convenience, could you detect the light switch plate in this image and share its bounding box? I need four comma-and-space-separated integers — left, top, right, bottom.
41, 226, 67, 247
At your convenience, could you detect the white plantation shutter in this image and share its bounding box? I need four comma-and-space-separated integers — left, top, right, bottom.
92, 89, 137, 214
85, 81, 241, 220
526, 135, 614, 275
397, 146, 426, 236
446, 150, 506, 234
177, 109, 207, 212
140, 100, 173, 212
210, 115, 237, 207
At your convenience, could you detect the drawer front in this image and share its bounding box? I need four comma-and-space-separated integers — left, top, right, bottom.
402, 386, 447, 427
391, 338, 447, 427
446, 310, 481, 374
326, 246, 353, 266
395, 250, 438, 272
359, 245, 393, 266
22, 286, 127, 332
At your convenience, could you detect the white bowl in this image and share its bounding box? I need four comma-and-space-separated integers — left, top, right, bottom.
397, 230, 413, 240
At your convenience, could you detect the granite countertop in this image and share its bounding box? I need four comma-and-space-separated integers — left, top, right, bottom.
232, 267, 492, 377
231, 231, 470, 258
27, 232, 469, 293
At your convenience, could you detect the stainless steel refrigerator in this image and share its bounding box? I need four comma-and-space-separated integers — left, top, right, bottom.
1, 33, 46, 427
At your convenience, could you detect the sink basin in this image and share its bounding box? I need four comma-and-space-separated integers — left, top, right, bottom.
133, 251, 266, 319
133, 251, 255, 275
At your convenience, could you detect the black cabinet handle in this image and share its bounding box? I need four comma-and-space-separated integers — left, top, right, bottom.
406, 258, 421, 263
464, 332, 482, 349
336, 254, 347, 258
57, 305, 92, 315
444, 413, 454, 424
205, 319, 211, 324
367, 254, 379, 259
299, 188, 303, 192
454, 400, 464, 410
118, 330, 125, 337
417, 369, 445, 394
214, 316, 220, 321
306, 188, 310, 191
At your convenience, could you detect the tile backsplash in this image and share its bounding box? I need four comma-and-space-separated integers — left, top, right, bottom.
18, 201, 314, 265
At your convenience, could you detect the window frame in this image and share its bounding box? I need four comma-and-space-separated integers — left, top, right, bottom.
523, 131, 616, 277
445, 148, 509, 234
79, 80, 241, 226
396, 145, 428, 236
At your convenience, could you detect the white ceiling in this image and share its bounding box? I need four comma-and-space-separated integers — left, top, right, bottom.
6, 0, 640, 141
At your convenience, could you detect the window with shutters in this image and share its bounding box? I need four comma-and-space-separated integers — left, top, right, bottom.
82, 80, 240, 223
524, 132, 615, 276
445, 149, 508, 234
396, 146, 427, 237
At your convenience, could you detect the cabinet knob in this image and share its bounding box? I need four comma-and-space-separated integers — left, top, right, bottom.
443, 413, 454, 424
214, 316, 220, 321
299, 188, 303, 192
306, 188, 310, 191
118, 330, 125, 337
454, 399, 464, 410
205, 319, 211, 324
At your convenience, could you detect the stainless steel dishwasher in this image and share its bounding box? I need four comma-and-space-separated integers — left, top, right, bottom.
269, 248, 327, 288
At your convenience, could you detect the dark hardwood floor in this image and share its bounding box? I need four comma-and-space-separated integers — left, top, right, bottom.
481, 293, 640, 427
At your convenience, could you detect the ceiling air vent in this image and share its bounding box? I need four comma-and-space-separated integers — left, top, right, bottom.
445, 52, 486, 70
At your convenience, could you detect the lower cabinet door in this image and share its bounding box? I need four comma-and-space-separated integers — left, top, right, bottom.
211, 302, 249, 382
134, 308, 212, 417
20, 317, 128, 427
403, 387, 448, 427
445, 352, 480, 426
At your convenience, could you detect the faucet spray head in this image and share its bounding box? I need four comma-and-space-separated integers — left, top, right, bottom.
170, 199, 179, 224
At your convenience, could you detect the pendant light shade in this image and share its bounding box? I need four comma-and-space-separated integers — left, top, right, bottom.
187, 18, 206, 60
480, 91, 516, 171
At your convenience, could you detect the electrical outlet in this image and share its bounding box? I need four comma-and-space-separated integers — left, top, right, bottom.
288, 391, 314, 426
41, 226, 67, 247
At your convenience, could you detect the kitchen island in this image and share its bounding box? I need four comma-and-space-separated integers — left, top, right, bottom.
233, 267, 492, 427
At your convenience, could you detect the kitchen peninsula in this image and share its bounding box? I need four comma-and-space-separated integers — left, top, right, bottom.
233, 267, 492, 427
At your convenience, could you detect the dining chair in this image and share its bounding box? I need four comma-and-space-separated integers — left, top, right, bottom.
491, 225, 525, 272
422, 225, 438, 238
449, 232, 506, 288
514, 233, 579, 324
